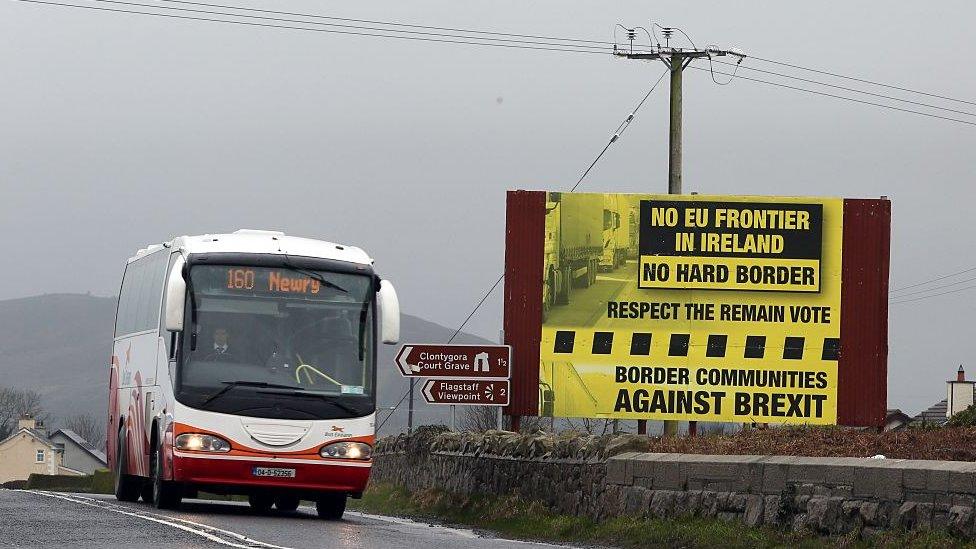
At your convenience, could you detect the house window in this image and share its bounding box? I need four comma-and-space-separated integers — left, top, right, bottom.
36, 449, 45, 463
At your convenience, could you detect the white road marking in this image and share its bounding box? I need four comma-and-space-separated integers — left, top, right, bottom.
24, 491, 294, 549
344, 510, 479, 538
22, 491, 579, 548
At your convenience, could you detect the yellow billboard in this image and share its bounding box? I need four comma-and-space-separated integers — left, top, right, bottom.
539, 193, 842, 424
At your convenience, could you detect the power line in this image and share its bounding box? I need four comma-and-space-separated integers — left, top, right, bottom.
376, 273, 503, 432
889, 284, 976, 305
751, 55, 976, 108
446, 274, 505, 344
15, 0, 976, 128
85, 0, 617, 52
711, 59, 976, 118
571, 69, 668, 191
10, 0, 612, 55
706, 56, 743, 86
888, 275, 976, 300
889, 266, 976, 293
687, 65, 976, 128
154, 0, 620, 47
375, 390, 412, 431
378, 73, 667, 432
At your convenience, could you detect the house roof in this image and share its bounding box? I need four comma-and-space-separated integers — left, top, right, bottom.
50, 429, 107, 465
913, 399, 948, 425
0, 427, 63, 450
886, 409, 911, 423
57, 465, 85, 476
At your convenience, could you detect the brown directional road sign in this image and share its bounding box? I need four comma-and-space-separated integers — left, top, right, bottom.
422, 379, 510, 406
395, 344, 511, 379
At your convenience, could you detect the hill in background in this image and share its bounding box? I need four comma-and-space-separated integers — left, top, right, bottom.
0, 293, 492, 435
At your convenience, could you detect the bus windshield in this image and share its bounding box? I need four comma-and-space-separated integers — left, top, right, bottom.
176, 263, 376, 420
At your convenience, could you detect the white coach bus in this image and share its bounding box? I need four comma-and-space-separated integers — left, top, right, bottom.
107, 230, 399, 519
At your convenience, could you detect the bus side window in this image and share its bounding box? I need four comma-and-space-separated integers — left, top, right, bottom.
144, 251, 168, 333
115, 263, 132, 337
117, 259, 145, 336
116, 251, 169, 338
133, 256, 154, 332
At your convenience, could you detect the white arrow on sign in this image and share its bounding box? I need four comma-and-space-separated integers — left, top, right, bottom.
420, 379, 510, 406
395, 345, 420, 376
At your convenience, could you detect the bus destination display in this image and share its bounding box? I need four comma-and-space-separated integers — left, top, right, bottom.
201, 266, 328, 297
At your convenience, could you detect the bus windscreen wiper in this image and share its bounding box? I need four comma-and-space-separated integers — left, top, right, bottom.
255, 389, 359, 415
280, 257, 348, 294
202, 380, 303, 407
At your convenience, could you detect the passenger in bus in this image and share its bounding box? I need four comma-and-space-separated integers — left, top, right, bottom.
204, 327, 237, 362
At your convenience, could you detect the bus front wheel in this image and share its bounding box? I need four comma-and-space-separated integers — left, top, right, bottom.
151, 440, 182, 509
315, 493, 346, 520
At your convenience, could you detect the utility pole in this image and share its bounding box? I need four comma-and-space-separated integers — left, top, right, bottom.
615, 27, 744, 437
668, 51, 684, 194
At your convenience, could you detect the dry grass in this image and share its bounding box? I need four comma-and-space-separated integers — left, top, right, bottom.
643, 426, 976, 461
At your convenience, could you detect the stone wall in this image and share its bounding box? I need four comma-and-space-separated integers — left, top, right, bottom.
372, 429, 976, 538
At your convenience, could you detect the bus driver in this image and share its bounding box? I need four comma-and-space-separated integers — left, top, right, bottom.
204, 327, 236, 362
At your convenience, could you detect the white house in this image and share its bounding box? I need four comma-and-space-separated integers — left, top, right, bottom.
0, 416, 83, 483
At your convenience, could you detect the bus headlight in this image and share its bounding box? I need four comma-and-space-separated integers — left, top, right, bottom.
319, 441, 372, 460
175, 433, 231, 453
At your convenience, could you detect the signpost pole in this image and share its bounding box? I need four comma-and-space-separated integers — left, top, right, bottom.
498, 329, 507, 432
451, 405, 456, 431
408, 378, 415, 434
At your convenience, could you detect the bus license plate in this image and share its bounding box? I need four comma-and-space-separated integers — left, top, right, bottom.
252, 467, 296, 478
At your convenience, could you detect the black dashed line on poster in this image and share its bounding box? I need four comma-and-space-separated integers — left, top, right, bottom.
549, 330, 840, 360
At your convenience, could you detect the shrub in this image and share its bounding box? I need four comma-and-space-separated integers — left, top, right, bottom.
947, 404, 976, 427
25, 473, 93, 492
90, 469, 114, 494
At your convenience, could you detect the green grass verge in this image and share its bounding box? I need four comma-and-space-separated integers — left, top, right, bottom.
348, 483, 976, 549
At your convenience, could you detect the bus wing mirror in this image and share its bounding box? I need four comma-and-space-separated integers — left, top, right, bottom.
164, 256, 186, 332
378, 279, 400, 345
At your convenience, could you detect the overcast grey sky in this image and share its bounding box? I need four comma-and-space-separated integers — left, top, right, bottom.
1, 1, 974, 414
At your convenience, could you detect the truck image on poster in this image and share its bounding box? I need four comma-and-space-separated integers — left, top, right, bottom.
541, 193, 603, 321
537, 192, 844, 425
600, 195, 636, 272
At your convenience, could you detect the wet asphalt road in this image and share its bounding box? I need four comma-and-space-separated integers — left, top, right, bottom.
0, 490, 569, 549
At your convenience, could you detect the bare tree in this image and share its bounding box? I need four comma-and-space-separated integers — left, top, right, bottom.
0, 387, 46, 440
562, 417, 607, 435
501, 414, 544, 434
457, 407, 553, 433
62, 413, 106, 450
458, 406, 500, 432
